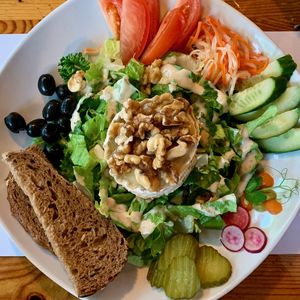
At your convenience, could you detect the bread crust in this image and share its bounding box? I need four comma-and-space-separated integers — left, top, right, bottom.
6, 173, 53, 251
3, 145, 128, 297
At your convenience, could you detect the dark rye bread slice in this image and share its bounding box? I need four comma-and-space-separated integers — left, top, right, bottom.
6, 173, 52, 252
2, 146, 128, 297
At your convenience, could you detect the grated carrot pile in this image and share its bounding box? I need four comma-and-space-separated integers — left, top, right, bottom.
186, 16, 269, 95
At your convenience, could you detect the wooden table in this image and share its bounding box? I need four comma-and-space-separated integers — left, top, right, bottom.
0, 0, 300, 299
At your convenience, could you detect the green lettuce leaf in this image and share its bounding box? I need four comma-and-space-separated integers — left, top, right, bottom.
68, 134, 97, 169
125, 58, 145, 82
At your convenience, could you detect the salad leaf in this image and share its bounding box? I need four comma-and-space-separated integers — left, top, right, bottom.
82, 113, 107, 147
124, 58, 145, 82
68, 134, 97, 169
84, 63, 102, 87
202, 215, 225, 229
139, 206, 168, 238
85, 39, 123, 87
127, 222, 174, 267
58, 52, 90, 82
99, 38, 121, 61
245, 190, 267, 205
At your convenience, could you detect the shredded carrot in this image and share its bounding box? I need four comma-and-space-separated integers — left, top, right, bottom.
186, 16, 269, 94
83, 47, 100, 55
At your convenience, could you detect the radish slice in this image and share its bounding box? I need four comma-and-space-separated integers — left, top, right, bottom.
244, 227, 268, 253
220, 225, 245, 252
222, 206, 250, 231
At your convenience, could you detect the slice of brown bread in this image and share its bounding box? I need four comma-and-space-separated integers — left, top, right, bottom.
6, 173, 52, 252
2, 145, 128, 297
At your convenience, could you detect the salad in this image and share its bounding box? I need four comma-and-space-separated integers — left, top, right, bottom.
3, 0, 300, 298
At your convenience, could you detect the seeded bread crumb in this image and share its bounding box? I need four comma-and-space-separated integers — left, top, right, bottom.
2, 145, 128, 297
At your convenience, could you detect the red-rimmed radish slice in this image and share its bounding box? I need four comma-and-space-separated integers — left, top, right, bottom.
220, 225, 245, 252
244, 227, 267, 253
222, 206, 250, 231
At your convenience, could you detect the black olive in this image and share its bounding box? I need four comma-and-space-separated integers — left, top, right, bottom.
60, 96, 77, 117
56, 84, 71, 100
41, 122, 60, 143
26, 118, 46, 137
57, 117, 71, 136
4, 112, 26, 133
44, 144, 63, 164
42, 100, 61, 121
38, 74, 56, 96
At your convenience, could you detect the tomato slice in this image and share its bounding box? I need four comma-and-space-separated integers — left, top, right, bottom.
98, 0, 123, 39
145, 0, 160, 46
140, 7, 185, 65
120, 0, 150, 64
171, 0, 201, 50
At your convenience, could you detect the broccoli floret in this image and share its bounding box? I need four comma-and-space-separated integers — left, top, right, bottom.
58, 53, 90, 82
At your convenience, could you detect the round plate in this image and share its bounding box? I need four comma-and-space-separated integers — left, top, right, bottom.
0, 0, 299, 299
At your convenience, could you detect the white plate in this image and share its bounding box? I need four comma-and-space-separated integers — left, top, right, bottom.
0, 0, 299, 299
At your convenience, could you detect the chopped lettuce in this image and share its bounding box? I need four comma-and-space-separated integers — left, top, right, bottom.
85, 38, 123, 87
124, 58, 145, 82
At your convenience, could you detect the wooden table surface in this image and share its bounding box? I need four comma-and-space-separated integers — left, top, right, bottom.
1, 0, 300, 299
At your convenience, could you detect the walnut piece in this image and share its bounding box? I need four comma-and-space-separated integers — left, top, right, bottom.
104, 93, 200, 198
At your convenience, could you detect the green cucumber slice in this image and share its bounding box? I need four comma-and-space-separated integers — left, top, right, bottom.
229, 77, 287, 115
263, 54, 297, 80
251, 108, 300, 139
257, 128, 300, 153
235, 86, 300, 122
238, 55, 297, 90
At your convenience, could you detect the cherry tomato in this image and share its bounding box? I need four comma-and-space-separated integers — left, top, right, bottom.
120, 0, 150, 64
99, 0, 122, 39
141, 7, 184, 65
240, 193, 253, 211
258, 171, 274, 188
171, 0, 201, 50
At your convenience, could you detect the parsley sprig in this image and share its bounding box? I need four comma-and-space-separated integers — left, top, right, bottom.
58, 52, 90, 82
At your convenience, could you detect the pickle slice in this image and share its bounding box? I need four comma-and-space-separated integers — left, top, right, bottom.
158, 234, 198, 271
196, 245, 232, 288
163, 256, 200, 299
147, 260, 165, 288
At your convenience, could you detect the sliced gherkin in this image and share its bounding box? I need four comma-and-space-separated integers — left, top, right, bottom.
158, 234, 198, 271
163, 256, 200, 299
196, 245, 232, 288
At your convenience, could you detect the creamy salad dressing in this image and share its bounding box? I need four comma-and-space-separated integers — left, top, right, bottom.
70, 92, 93, 130
159, 64, 204, 95
106, 197, 142, 231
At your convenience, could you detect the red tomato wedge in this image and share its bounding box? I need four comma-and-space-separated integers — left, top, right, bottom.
140, 7, 184, 65
145, 0, 161, 46
98, 0, 123, 39
120, 0, 150, 64
171, 0, 201, 50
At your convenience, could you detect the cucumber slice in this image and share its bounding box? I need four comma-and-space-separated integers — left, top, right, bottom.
158, 234, 198, 271
263, 54, 297, 80
163, 256, 200, 299
196, 245, 232, 288
245, 105, 278, 134
235, 86, 300, 122
257, 128, 300, 153
251, 108, 300, 139
229, 77, 287, 115
238, 55, 297, 90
